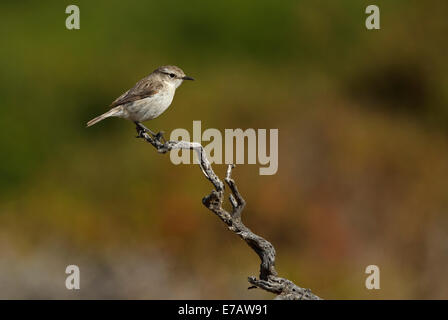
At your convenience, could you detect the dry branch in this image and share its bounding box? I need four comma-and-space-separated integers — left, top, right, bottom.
136, 124, 321, 300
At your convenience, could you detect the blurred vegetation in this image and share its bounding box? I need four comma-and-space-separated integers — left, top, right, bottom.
0, 0, 447, 298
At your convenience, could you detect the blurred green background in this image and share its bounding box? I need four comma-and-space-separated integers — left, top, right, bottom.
1, 0, 447, 299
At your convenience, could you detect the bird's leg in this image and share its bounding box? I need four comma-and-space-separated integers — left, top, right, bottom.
135, 122, 146, 138
135, 122, 166, 143
154, 131, 166, 144
135, 121, 157, 137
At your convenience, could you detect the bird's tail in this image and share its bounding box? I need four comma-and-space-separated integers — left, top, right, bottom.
86, 106, 123, 127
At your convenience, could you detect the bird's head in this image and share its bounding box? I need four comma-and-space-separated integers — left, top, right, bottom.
155, 65, 194, 88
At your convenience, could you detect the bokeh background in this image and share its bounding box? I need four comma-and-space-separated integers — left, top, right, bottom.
1, 0, 447, 299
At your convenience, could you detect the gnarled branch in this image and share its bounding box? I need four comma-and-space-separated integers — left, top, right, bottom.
136, 124, 321, 300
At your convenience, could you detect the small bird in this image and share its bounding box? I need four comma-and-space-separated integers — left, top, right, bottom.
87, 65, 194, 137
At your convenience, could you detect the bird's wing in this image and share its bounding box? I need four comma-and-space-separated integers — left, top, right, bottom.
110, 78, 164, 107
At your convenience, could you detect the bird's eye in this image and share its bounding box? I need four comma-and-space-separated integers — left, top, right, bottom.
169, 73, 175, 78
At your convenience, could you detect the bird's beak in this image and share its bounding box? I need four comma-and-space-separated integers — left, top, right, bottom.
182, 76, 194, 81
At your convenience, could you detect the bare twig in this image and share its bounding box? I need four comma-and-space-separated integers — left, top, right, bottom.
136, 124, 321, 300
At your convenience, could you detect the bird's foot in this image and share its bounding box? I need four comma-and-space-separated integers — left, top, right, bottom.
135, 126, 145, 138
134, 122, 166, 144
135, 122, 156, 138
154, 131, 166, 144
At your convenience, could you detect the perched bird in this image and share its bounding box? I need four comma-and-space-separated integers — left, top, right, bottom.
87, 65, 194, 137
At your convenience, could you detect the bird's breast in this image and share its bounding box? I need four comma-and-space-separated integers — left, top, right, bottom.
125, 88, 175, 122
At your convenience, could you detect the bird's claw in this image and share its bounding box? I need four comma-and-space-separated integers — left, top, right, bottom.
135, 122, 155, 138
134, 122, 165, 144
154, 131, 166, 144
135, 126, 146, 138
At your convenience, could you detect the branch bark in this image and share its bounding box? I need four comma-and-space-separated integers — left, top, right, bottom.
136, 125, 321, 300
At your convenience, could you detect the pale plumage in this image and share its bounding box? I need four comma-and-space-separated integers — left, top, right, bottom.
87, 65, 193, 127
